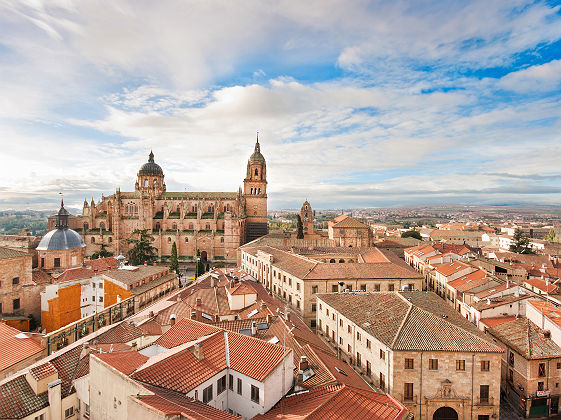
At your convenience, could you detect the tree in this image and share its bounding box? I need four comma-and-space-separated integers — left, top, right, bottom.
296, 215, 304, 239
126, 229, 157, 265
510, 228, 535, 254
170, 241, 179, 274
546, 230, 560, 243
195, 249, 205, 278
205, 263, 210, 272
402, 230, 422, 240
91, 242, 113, 260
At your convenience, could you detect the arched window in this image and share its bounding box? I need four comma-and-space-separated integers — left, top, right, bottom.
185, 237, 189, 243
339, 259, 345, 263
108, 237, 112, 243
205, 223, 210, 230
134, 205, 138, 214
189, 223, 194, 230
177, 207, 180, 213
155, 222, 160, 231
91, 237, 95, 244
153, 179, 157, 187
329, 259, 335, 263
84, 222, 89, 231
172, 223, 177, 230
305, 205, 308, 210
100, 222, 105, 230
258, 188, 261, 194
168, 237, 171, 243
250, 188, 253, 195
220, 237, 224, 243
255, 168, 258, 176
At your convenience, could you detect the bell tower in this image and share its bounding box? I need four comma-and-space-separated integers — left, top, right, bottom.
243, 134, 268, 242
300, 200, 314, 235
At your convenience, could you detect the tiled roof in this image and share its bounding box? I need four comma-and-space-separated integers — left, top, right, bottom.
94, 321, 146, 344
525, 278, 559, 293
132, 387, 240, 419
488, 317, 561, 360
0, 374, 49, 419
317, 292, 502, 353
330, 215, 370, 229
474, 283, 511, 299
94, 351, 149, 375
54, 267, 95, 283
0, 323, 45, 372
29, 361, 58, 380
253, 384, 409, 420
472, 294, 528, 311
154, 318, 221, 349
49, 344, 90, 397
87, 256, 119, 272
479, 316, 517, 328
153, 300, 193, 326
131, 273, 177, 295
227, 282, 257, 296
31, 269, 52, 285
103, 265, 170, 285
0, 247, 28, 259
89, 343, 131, 353
527, 300, 561, 328
435, 261, 474, 277
138, 320, 163, 336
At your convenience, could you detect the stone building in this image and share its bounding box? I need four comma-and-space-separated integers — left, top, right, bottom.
240, 244, 423, 328
328, 214, 373, 247
300, 200, 314, 235
316, 291, 503, 420
38, 200, 86, 271
49, 139, 268, 264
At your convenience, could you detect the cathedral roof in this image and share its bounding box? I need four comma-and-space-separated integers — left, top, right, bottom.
139, 151, 164, 176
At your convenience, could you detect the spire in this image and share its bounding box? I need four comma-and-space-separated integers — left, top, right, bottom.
149, 150, 154, 163
55, 197, 70, 229
254, 132, 260, 154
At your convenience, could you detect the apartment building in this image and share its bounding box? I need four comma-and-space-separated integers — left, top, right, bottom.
316, 291, 503, 420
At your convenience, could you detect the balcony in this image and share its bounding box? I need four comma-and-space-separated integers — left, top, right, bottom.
403, 395, 418, 404
201, 213, 214, 219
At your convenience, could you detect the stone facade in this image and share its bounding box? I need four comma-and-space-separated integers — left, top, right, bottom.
49, 140, 268, 263
38, 247, 84, 271
327, 215, 373, 248
300, 201, 314, 235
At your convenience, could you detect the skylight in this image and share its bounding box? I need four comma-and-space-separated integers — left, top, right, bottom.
334, 366, 347, 376
268, 336, 280, 344
201, 313, 213, 321
247, 309, 259, 318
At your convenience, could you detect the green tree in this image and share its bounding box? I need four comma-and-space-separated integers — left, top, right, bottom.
510, 228, 535, 254
195, 249, 205, 278
402, 230, 422, 240
296, 215, 304, 239
545, 230, 560, 243
170, 241, 179, 273
91, 242, 113, 260
205, 263, 210, 272
126, 229, 157, 265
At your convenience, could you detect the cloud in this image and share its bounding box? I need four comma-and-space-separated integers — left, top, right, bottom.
498, 59, 561, 93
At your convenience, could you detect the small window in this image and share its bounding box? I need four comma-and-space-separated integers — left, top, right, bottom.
13, 298, 20, 310
539, 363, 546, 377
237, 378, 242, 395
108, 237, 112, 243
229, 374, 234, 391
185, 237, 189, 243
356, 331, 361, 341
98, 296, 103, 302
203, 385, 213, 403
429, 359, 438, 370
509, 352, 515, 366
347, 325, 352, 334
456, 360, 465, 371
380, 349, 385, 360
332, 284, 338, 292
91, 237, 95, 244
557, 362, 561, 370
312, 285, 318, 294
12, 277, 19, 285
360, 284, 366, 291
217, 375, 226, 394
481, 360, 490, 371
54, 258, 61, 268
99, 282, 103, 289
64, 407, 74, 419
251, 385, 259, 403
405, 358, 414, 369
480, 385, 489, 403
366, 339, 371, 349
311, 304, 316, 312
388, 284, 394, 291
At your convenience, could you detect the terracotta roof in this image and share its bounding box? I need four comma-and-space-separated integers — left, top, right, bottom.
472, 294, 528, 311
527, 300, 561, 328
29, 362, 58, 380
317, 292, 502, 353
0, 247, 28, 259
254, 384, 409, 420
488, 317, 561, 360
94, 321, 146, 344
54, 267, 95, 283
0, 375, 49, 419
479, 316, 517, 328
31, 269, 52, 285
138, 320, 163, 336
154, 318, 221, 349
49, 344, 90, 397
103, 265, 170, 285
227, 282, 257, 296
330, 215, 370, 229
525, 278, 559, 293
435, 261, 474, 277
94, 351, 149, 375
447, 271, 491, 293
87, 256, 119, 271
0, 323, 45, 372
474, 283, 511, 299
153, 300, 193, 326
89, 343, 131, 353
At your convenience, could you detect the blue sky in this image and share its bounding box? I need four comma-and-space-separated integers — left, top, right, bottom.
1, 0, 561, 210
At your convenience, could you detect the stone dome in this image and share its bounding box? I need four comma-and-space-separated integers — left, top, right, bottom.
139, 151, 163, 176
37, 228, 86, 251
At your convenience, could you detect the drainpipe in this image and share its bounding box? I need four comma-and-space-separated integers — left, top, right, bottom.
471, 353, 475, 420
419, 352, 423, 418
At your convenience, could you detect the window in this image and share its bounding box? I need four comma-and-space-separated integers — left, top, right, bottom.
311, 304, 316, 312
366, 360, 371, 376
481, 360, 490, 371
429, 359, 438, 370
379, 373, 386, 391
347, 325, 352, 334
509, 351, 515, 366
374, 284, 380, 292
380, 349, 385, 360
41, 258, 45, 268
203, 385, 213, 403
54, 258, 61, 268
13, 298, 20, 310
288, 278, 292, 286
360, 284, 366, 291
356, 352, 362, 367
356, 331, 361, 341
251, 385, 260, 403
237, 378, 242, 395
456, 360, 466, 371
538, 381, 545, 391
64, 407, 74, 418
339, 337, 343, 345
312, 285, 318, 294
34, 415, 45, 420
366, 339, 371, 349
388, 284, 394, 291
405, 358, 414, 369
99, 282, 103, 289
478, 416, 490, 420
98, 296, 103, 302
168, 237, 171, 243
332, 284, 338, 292
217, 375, 226, 394
348, 344, 351, 353
404, 383, 414, 401
12, 277, 19, 285
508, 369, 513, 383
310, 320, 316, 328
558, 362, 561, 369
297, 283, 301, 291
91, 237, 95, 244
480, 385, 489, 403
539, 363, 546, 377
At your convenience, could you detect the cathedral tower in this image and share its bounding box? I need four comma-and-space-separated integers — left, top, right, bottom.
135, 151, 166, 196
243, 136, 268, 242
300, 200, 314, 235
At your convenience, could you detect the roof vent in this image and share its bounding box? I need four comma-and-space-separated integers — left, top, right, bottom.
442, 314, 448, 319
545, 330, 551, 339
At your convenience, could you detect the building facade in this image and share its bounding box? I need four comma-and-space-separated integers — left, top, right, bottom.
49, 140, 268, 263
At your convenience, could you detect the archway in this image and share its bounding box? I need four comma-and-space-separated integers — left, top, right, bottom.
201, 251, 208, 261
433, 406, 458, 420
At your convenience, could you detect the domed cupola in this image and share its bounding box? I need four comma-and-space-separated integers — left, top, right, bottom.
249, 138, 265, 162
38, 199, 86, 251
139, 151, 164, 176
135, 150, 166, 195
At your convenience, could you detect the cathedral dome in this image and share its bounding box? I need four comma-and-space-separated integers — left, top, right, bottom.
37, 228, 86, 251
139, 151, 163, 176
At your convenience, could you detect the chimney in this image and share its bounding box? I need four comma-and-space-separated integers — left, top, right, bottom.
299, 355, 309, 371
79, 343, 90, 360
192, 343, 204, 360
153, 262, 157, 266
170, 315, 176, 326
191, 311, 197, 320
131, 342, 138, 351
48, 379, 62, 420
266, 313, 272, 325
196, 297, 202, 306
286, 312, 291, 322
251, 322, 257, 336
210, 276, 214, 288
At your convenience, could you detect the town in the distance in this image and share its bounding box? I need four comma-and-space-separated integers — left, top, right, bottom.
1, 139, 561, 420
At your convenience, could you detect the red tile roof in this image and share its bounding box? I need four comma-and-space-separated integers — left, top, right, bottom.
54, 267, 95, 283
0, 322, 45, 372
525, 278, 559, 293
227, 282, 257, 296
480, 316, 517, 328
527, 300, 561, 328
435, 261, 474, 277
94, 351, 149, 375
154, 318, 221, 349
94, 321, 146, 344
138, 320, 163, 336
31, 269, 52, 285
253, 384, 409, 420
87, 256, 119, 272
29, 361, 58, 380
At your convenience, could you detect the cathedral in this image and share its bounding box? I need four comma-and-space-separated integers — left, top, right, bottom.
50, 139, 268, 263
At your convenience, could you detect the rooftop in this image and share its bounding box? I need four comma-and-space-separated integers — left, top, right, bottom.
0, 247, 28, 259
103, 265, 170, 285
0, 323, 45, 372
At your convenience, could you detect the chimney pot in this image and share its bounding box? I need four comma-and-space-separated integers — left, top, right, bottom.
196, 297, 202, 306
191, 311, 197, 320
261, 302, 267, 310
251, 322, 257, 336
299, 355, 309, 371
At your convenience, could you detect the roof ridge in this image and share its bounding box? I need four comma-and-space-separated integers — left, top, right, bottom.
304, 345, 337, 385
301, 385, 345, 419
391, 297, 413, 348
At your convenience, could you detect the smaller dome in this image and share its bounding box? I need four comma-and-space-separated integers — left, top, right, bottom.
249, 139, 265, 162
139, 151, 163, 176
37, 229, 86, 251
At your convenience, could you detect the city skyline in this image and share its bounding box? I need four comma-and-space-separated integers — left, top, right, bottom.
1, 1, 561, 210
